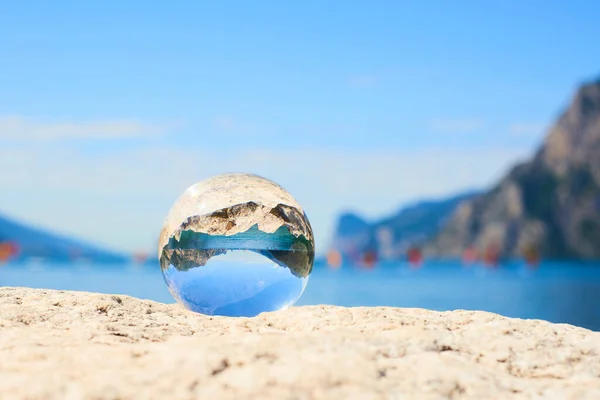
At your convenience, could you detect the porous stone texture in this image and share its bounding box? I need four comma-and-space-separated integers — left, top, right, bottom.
1, 287, 599, 399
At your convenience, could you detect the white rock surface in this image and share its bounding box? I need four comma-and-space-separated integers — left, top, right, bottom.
1, 287, 600, 399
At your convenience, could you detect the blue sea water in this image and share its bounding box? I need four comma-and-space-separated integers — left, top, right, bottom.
1, 260, 600, 331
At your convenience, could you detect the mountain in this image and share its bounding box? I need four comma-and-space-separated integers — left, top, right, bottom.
329, 191, 478, 262
426, 79, 600, 260
0, 213, 128, 263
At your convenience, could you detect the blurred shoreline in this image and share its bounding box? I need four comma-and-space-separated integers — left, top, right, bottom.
2, 260, 600, 331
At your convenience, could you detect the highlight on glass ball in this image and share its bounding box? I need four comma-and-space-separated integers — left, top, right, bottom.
158, 173, 315, 317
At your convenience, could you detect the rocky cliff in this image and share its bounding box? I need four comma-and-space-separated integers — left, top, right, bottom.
330, 191, 478, 262
427, 79, 600, 260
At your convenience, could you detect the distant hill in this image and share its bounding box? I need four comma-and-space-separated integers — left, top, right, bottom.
426, 78, 600, 260
329, 191, 479, 262
0, 213, 128, 263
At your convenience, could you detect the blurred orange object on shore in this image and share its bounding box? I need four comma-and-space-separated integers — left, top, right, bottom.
0, 241, 20, 263
326, 249, 342, 269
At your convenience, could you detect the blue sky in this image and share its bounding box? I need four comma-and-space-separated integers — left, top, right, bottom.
1, 1, 599, 254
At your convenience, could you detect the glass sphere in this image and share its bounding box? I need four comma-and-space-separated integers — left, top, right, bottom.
158, 173, 315, 317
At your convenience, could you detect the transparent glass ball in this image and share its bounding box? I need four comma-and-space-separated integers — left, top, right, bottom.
158, 173, 315, 317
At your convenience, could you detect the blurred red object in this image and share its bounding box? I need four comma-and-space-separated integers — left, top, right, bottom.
482, 243, 500, 267
0, 241, 20, 263
462, 246, 478, 266
407, 246, 423, 268
361, 251, 377, 269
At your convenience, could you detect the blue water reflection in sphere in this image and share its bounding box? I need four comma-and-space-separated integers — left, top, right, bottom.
158, 173, 314, 317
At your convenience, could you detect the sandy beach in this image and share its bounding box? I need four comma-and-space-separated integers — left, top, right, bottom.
1, 287, 599, 399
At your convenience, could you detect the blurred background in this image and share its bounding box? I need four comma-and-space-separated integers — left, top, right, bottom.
1, 1, 600, 329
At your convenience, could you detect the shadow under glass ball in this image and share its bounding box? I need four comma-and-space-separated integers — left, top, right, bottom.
158, 174, 315, 317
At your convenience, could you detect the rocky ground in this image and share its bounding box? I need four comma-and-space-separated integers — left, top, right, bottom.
1, 287, 599, 399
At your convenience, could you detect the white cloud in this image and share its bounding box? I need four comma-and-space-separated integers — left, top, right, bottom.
0, 144, 531, 255
0, 115, 168, 141
508, 122, 547, 137
428, 118, 484, 134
